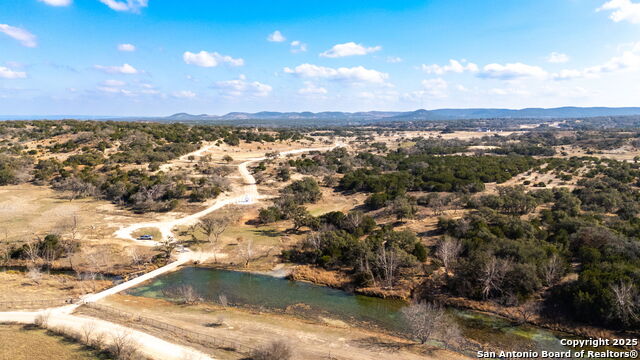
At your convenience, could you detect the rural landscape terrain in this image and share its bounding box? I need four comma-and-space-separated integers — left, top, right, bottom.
4, 0, 640, 359
1, 114, 640, 359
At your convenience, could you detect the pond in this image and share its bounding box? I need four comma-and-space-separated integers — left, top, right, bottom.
126, 267, 625, 357
127, 267, 407, 331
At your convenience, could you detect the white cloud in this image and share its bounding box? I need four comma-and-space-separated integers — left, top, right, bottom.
94, 63, 139, 74
546, 52, 570, 63
284, 64, 389, 84
117, 43, 136, 52
98, 86, 134, 96
319, 42, 382, 58
552, 47, 640, 80
405, 78, 449, 99
99, 0, 148, 12
421, 59, 478, 75
386, 56, 403, 63
422, 78, 448, 89
298, 82, 327, 95
479, 62, 548, 80
172, 90, 197, 98
214, 75, 272, 97
102, 79, 126, 87
0, 24, 37, 48
423, 60, 477, 74
290, 40, 307, 53
0, 66, 27, 79
357, 90, 400, 102
584, 49, 640, 73
38, 0, 72, 6
553, 69, 584, 80
267, 30, 286, 42
183, 51, 244, 67
598, 0, 640, 23
97, 82, 162, 97
488, 87, 530, 96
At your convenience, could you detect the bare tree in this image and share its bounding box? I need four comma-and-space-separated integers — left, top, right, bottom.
610, 282, 639, 326
344, 211, 363, 233
68, 214, 81, 242
198, 217, 230, 262
430, 196, 446, 216
81, 322, 96, 344
0, 245, 9, 267
303, 232, 322, 252
542, 254, 563, 286
480, 256, 511, 299
251, 340, 292, 360
54, 177, 97, 201
34, 311, 50, 328
218, 293, 228, 307
23, 237, 41, 267
155, 236, 177, 260
91, 331, 106, 349
239, 239, 255, 267
110, 330, 138, 360
163, 285, 201, 305
512, 300, 541, 325
401, 301, 446, 344
376, 246, 400, 289
58, 214, 81, 269
436, 316, 464, 350
435, 236, 463, 275
127, 247, 141, 266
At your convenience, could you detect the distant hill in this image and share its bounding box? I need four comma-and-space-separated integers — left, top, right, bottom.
166, 107, 640, 122
4, 107, 640, 125
166, 111, 402, 121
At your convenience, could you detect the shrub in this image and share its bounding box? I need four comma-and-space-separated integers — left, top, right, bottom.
251, 340, 292, 360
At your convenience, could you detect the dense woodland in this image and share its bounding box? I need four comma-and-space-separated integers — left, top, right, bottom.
254, 129, 640, 332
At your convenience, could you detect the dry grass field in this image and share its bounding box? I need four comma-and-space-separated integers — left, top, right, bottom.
0, 324, 106, 360
83, 294, 466, 360
0, 271, 111, 302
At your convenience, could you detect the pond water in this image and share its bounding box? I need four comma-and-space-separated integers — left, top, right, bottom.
127, 267, 625, 357
127, 267, 407, 331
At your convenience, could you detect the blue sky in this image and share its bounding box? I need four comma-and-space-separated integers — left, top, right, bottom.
1, 0, 640, 116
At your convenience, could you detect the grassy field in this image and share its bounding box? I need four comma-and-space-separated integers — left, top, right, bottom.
0, 324, 108, 360
0, 184, 146, 245
0, 271, 112, 302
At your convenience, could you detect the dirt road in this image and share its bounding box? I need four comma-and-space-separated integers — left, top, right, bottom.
0, 143, 341, 360
114, 145, 339, 245
0, 249, 215, 360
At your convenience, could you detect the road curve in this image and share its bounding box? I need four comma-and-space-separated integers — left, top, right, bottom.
0, 143, 341, 360
114, 144, 339, 245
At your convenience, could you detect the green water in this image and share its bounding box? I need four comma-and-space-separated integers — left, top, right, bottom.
127, 267, 407, 331
126, 267, 625, 356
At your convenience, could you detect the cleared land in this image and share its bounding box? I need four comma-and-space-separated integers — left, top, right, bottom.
0, 324, 105, 360
83, 294, 466, 360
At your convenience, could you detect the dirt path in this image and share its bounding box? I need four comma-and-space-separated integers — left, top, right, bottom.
0, 249, 215, 360
0, 308, 212, 360
0, 143, 342, 360
114, 144, 339, 246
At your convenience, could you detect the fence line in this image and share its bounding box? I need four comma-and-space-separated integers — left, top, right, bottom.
0, 298, 77, 310
83, 302, 259, 355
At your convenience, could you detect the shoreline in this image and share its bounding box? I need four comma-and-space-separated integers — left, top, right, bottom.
208, 262, 640, 349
